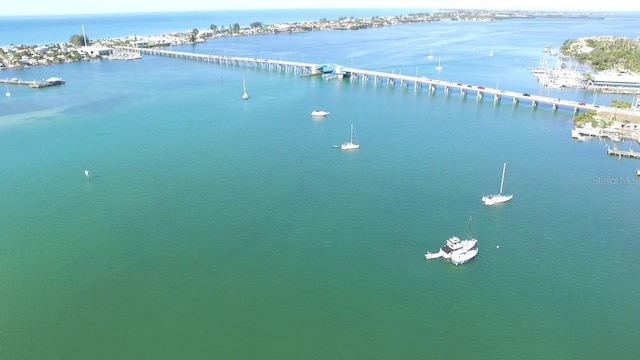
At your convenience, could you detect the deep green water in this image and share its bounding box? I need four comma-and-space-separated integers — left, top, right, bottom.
1, 13, 639, 359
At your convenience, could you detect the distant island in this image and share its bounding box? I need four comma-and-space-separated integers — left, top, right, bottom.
0, 9, 607, 70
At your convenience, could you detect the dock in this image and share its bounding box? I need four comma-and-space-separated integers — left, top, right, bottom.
607, 146, 640, 159
3, 77, 65, 89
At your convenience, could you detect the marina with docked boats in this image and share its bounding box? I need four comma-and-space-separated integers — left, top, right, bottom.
531, 42, 640, 94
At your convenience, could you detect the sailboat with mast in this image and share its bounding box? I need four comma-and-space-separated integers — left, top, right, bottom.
482, 162, 513, 205
427, 48, 434, 60
435, 57, 442, 71
340, 123, 360, 150
242, 76, 249, 100
5, 80, 10, 97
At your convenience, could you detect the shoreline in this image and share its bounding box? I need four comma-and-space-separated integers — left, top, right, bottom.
0, 9, 610, 69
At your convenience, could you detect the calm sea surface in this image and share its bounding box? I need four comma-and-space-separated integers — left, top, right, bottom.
1, 10, 639, 360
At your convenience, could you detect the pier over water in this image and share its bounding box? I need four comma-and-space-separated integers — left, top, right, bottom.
116, 47, 638, 119
3, 77, 65, 88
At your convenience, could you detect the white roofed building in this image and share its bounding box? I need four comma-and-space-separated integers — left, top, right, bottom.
591, 71, 640, 89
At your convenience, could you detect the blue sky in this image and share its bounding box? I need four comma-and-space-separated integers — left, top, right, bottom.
4, 0, 639, 16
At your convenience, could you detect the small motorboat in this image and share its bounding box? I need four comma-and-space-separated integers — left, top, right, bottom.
311, 110, 330, 117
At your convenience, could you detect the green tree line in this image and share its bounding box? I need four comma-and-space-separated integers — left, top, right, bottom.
561, 37, 640, 72
69, 34, 90, 46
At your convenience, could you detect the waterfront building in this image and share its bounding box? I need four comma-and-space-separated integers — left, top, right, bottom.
590, 71, 640, 89
80, 46, 113, 58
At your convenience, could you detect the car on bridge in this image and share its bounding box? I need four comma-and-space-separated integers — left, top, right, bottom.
522, 93, 530, 97
477, 86, 485, 89
578, 102, 586, 105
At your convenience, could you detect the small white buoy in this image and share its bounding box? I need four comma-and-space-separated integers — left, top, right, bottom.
84, 170, 90, 179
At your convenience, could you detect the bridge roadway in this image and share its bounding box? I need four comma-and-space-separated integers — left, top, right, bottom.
116, 46, 635, 118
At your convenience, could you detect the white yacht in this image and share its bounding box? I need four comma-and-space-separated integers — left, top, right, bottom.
311, 110, 330, 117
425, 217, 478, 260
482, 162, 513, 205
341, 124, 360, 150
425, 236, 477, 260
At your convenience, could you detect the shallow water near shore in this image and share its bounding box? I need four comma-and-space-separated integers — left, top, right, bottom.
1, 11, 639, 360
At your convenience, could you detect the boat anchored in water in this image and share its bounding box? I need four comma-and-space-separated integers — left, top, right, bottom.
242, 76, 249, 100
311, 110, 330, 117
340, 123, 360, 150
482, 162, 513, 205
427, 48, 434, 59
451, 247, 479, 265
424, 236, 477, 260
425, 216, 478, 260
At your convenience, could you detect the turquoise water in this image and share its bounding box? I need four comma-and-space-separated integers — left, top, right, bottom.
1, 13, 640, 359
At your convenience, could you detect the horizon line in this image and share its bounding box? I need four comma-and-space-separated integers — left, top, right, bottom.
0, 7, 632, 18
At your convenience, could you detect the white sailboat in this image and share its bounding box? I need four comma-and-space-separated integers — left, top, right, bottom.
435, 57, 442, 71
451, 247, 479, 265
242, 76, 248, 100
5, 80, 10, 97
488, 48, 494, 57
450, 216, 479, 265
341, 123, 360, 150
427, 48, 434, 59
482, 162, 513, 205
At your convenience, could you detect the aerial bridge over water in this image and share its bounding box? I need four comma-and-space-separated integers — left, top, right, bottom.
116, 46, 634, 118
